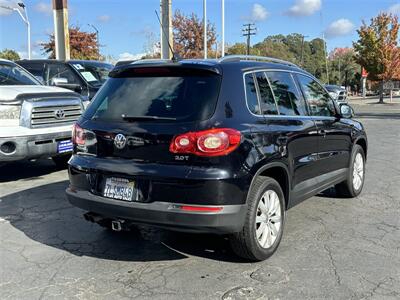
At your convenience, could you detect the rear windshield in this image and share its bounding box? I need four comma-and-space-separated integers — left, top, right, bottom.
85, 71, 221, 122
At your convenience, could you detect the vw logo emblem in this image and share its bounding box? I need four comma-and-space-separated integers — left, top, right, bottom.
54, 109, 65, 120
114, 134, 127, 149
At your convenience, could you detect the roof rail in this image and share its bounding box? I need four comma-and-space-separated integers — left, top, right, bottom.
218, 55, 299, 68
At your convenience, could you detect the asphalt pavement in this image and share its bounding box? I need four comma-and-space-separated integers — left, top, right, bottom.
0, 98, 399, 299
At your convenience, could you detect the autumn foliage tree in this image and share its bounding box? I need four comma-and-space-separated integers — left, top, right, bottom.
41, 26, 100, 60
353, 13, 400, 102
172, 10, 217, 58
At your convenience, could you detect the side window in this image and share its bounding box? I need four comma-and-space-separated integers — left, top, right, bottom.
297, 74, 335, 117
244, 73, 260, 114
265, 71, 307, 116
47, 64, 80, 85
255, 72, 278, 115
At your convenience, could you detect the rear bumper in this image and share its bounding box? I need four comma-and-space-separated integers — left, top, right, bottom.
66, 188, 247, 234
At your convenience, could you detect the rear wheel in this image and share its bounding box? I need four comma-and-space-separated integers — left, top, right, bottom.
335, 144, 365, 198
52, 155, 71, 169
229, 176, 285, 261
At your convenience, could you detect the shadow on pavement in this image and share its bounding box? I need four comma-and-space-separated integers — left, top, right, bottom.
0, 180, 243, 263
0, 159, 66, 183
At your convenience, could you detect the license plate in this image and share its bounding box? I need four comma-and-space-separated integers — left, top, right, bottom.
57, 140, 73, 153
103, 177, 136, 201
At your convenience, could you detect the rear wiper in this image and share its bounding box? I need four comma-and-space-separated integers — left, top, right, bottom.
121, 115, 177, 121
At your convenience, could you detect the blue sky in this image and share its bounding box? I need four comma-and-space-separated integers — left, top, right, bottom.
0, 0, 399, 61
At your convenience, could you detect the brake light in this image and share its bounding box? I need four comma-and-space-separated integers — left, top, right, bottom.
170, 128, 241, 157
72, 123, 86, 145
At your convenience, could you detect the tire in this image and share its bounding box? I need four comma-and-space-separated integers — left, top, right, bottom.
229, 176, 286, 261
335, 144, 365, 198
52, 155, 71, 169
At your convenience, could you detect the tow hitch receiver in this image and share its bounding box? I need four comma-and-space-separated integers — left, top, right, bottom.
111, 220, 124, 232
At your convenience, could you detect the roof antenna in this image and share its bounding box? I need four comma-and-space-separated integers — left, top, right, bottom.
155, 10, 181, 62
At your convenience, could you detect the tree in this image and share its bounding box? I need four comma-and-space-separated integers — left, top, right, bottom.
353, 13, 400, 102
41, 26, 101, 60
172, 10, 217, 58
226, 43, 248, 55
0, 49, 20, 61
329, 48, 360, 89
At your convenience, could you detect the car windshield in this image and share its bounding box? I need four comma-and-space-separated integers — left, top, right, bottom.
0, 63, 40, 86
85, 70, 221, 122
70, 61, 113, 85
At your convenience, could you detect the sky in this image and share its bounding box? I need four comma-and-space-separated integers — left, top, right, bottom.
0, 0, 399, 61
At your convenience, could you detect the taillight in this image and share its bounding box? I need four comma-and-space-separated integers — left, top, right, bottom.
170, 128, 241, 157
72, 123, 97, 152
72, 123, 86, 146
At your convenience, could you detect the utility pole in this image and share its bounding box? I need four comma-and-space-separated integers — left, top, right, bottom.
52, 0, 70, 60
221, 0, 225, 57
322, 32, 329, 84
160, 0, 172, 59
0, 2, 31, 59
203, 0, 207, 59
242, 23, 256, 56
88, 24, 99, 60
300, 34, 309, 67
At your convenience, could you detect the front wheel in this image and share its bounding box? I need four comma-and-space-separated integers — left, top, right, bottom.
229, 176, 285, 261
335, 144, 365, 198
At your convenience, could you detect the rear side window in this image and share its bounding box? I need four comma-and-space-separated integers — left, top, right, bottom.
265, 71, 306, 116
85, 72, 221, 122
244, 73, 259, 114
255, 72, 278, 115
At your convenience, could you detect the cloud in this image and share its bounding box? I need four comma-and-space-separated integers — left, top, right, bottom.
97, 15, 111, 23
118, 52, 146, 61
325, 19, 355, 39
34, 2, 52, 15
285, 0, 321, 16
388, 3, 400, 15
0, 0, 21, 16
250, 3, 269, 22
17, 50, 42, 59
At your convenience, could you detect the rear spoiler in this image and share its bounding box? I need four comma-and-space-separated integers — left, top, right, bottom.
110, 61, 222, 78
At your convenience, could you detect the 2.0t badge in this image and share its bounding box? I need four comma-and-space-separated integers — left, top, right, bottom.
114, 134, 127, 149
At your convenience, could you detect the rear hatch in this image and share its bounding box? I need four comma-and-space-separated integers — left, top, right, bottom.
80, 64, 222, 164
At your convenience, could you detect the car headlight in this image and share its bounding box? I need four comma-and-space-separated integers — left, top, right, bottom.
0, 104, 21, 127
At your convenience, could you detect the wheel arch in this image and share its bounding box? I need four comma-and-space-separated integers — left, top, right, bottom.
354, 136, 367, 161
248, 162, 291, 210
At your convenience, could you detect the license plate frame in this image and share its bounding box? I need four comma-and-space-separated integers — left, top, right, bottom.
57, 140, 73, 154
103, 177, 137, 202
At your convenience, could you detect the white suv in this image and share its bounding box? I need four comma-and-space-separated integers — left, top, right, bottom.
0, 59, 85, 167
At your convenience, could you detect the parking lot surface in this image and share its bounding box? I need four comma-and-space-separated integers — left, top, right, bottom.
1, 101, 399, 299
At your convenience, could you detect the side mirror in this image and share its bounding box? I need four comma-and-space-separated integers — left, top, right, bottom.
339, 103, 354, 119
51, 77, 68, 86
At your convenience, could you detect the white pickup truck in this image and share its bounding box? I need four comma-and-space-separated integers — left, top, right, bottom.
0, 59, 85, 167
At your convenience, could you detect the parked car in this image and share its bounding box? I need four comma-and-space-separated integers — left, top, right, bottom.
325, 84, 347, 103
66, 56, 367, 261
16, 59, 114, 100
0, 59, 85, 167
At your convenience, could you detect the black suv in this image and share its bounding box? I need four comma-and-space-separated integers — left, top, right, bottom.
66, 56, 367, 261
16, 59, 114, 99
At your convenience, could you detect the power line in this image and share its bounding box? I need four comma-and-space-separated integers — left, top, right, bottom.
242, 23, 256, 56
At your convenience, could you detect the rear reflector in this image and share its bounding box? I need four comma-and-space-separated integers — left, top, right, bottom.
180, 205, 223, 212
